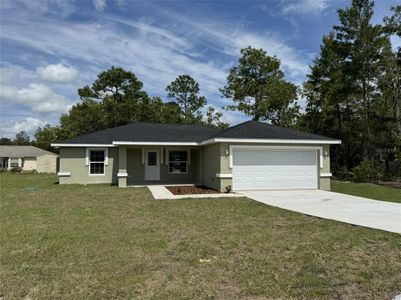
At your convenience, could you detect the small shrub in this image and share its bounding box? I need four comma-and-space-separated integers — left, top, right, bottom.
10, 167, 22, 173
352, 160, 379, 183
337, 167, 353, 180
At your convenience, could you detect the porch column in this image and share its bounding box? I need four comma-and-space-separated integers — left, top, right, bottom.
7, 158, 11, 170
117, 146, 128, 188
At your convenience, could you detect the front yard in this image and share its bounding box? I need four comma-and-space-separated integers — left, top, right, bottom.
1, 173, 401, 299
332, 180, 401, 203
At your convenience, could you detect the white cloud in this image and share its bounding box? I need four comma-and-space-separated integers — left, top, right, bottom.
0, 83, 71, 113
278, 0, 337, 15
36, 63, 79, 83
19, 0, 75, 16
93, 0, 107, 12
1, 117, 47, 137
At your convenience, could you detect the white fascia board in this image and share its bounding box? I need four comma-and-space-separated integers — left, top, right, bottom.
320, 173, 332, 177
112, 141, 199, 146
51, 143, 115, 147
58, 172, 71, 176
216, 173, 233, 178
201, 138, 341, 145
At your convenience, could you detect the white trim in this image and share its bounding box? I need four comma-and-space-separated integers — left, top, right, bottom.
320, 173, 332, 177
53, 139, 340, 148
144, 149, 160, 180
117, 172, 128, 177
201, 138, 341, 145
58, 171, 71, 177
216, 173, 233, 178
86, 148, 108, 166
87, 148, 108, 176
51, 143, 114, 147
113, 141, 198, 146
229, 145, 324, 169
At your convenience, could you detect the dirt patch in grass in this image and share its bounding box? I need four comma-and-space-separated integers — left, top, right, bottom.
166, 185, 220, 195
377, 180, 401, 189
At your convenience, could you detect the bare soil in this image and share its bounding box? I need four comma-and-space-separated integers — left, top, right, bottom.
377, 180, 401, 189
166, 185, 220, 195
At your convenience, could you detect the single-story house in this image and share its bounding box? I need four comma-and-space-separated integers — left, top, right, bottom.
0, 145, 59, 173
51, 121, 341, 191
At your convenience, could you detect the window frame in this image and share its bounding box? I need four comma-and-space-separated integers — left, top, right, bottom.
167, 149, 189, 175
86, 148, 108, 176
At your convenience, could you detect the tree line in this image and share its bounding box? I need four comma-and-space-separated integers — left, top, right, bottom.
2, 0, 400, 181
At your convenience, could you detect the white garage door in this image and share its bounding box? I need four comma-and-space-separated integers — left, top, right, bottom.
232, 148, 318, 190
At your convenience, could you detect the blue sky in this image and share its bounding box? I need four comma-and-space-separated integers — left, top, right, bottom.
0, 0, 399, 138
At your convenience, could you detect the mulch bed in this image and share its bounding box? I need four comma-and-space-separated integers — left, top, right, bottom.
166, 185, 220, 195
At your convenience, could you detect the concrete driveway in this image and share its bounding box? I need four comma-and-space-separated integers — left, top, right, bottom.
240, 190, 401, 234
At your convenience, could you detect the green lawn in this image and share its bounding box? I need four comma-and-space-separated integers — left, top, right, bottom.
332, 180, 401, 203
1, 173, 401, 299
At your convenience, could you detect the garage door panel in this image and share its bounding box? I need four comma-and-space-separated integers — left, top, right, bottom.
232, 149, 318, 190
233, 149, 316, 166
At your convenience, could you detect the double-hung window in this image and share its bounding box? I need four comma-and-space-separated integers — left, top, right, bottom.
89, 150, 105, 175
168, 150, 188, 174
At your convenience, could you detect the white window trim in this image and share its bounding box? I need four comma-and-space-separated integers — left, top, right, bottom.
86, 148, 108, 176
216, 173, 233, 178
229, 145, 324, 169
167, 149, 189, 175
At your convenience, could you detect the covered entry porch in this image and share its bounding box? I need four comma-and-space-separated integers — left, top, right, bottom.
117, 146, 201, 187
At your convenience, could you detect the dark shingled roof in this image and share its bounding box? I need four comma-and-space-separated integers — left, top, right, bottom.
213, 121, 337, 141
57, 122, 222, 144
55, 121, 337, 144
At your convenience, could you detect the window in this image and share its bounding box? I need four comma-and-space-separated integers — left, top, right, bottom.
89, 150, 105, 175
10, 158, 19, 168
168, 150, 188, 174
148, 152, 157, 166
0, 158, 7, 169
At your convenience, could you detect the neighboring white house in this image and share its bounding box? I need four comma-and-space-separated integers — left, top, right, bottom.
0, 146, 58, 173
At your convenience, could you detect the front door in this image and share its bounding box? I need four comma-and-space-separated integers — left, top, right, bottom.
145, 150, 160, 181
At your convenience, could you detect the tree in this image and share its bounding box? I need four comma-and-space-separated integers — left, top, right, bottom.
300, 0, 400, 179
221, 46, 299, 125
59, 99, 104, 139
59, 67, 149, 137
205, 106, 229, 129
384, 5, 401, 61
79, 66, 148, 128
166, 75, 207, 123
140, 97, 182, 124
0, 138, 13, 145
34, 124, 59, 152
14, 131, 30, 145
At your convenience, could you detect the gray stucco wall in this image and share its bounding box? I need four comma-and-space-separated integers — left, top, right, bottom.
58, 143, 332, 191
58, 147, 118, 185
200, 143, 221, 190
126, 147, 200, 185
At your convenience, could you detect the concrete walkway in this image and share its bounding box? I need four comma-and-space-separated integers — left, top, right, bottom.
240, 190, 401, 234
148, 185, 242, 200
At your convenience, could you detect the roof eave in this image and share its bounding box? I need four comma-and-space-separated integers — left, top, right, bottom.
200, 138, 342, 145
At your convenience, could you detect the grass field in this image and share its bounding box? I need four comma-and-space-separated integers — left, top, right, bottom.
1, 173, 401, 299
332, 180, 401, 203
